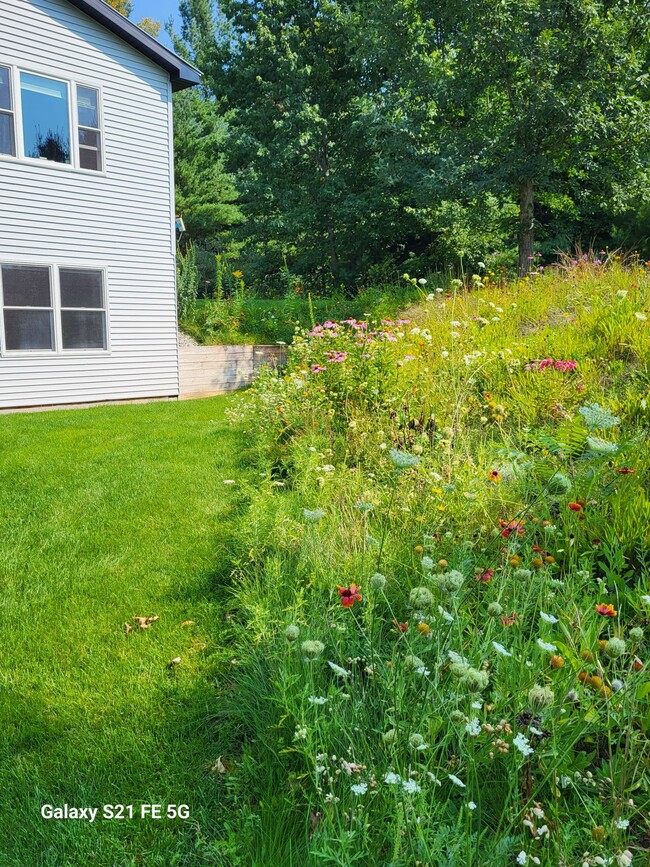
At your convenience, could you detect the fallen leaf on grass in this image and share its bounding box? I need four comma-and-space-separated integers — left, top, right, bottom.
210, 756, 230, 775
124, 622, 133, 634
134, 615, 159, 630
180, 620, 196, 628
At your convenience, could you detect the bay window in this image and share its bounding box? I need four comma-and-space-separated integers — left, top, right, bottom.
0, 264, 107, 353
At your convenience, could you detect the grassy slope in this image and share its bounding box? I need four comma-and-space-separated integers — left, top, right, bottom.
0, 398, 246, 866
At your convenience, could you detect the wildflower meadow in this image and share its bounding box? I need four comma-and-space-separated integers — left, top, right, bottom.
220, 257, 649, 866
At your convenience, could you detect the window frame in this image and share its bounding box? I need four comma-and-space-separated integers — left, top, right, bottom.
0, 64, 16, 157
0, 61, 105, 175
0, 259, 110, 357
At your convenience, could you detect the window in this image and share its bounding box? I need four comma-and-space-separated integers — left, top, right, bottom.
0, 264, 107, 353
0, 66, 103, 171
60, 269, 106, 349
20, 72, 71, 164
0, 66, 15, 156
1, 264, 54, 350
76, 86, 102, 171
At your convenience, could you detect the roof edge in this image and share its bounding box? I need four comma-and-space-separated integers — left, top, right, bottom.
65, 0, 202, 91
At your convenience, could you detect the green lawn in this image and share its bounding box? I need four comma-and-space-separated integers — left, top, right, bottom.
0, 398, 246, 866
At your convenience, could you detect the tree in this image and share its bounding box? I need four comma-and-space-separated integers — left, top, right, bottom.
104, 0, 161, 39
418, 0, 650, 274
192, 0, 437, 285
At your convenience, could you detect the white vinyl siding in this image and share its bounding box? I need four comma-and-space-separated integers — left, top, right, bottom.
0, 0, 178, 408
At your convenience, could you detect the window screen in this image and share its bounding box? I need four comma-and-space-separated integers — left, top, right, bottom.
1, 264, 54, 350
59, 268, 106, 349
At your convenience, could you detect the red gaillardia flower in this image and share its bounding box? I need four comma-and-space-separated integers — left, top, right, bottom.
499, 519, 526, 539
595, 603, 617, 617
337, 584, 362, 608
613, 467, 636, 475
501, 612, 519, 627
476, 568, 494, 584
488, 470, 502, 483
392, 619, 409, 633
568, 502, 583, 512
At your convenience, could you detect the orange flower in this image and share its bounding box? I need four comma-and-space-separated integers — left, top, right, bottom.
488, 470, 502, 483
595, 603, 617, 617
633, 656, 644, 671
613, 467, 636, 474
568, 502, 583, 512
337, 584, 362, 608
501, 612, 519, 627
550, 655, 564, 669
392, 619, 408, 633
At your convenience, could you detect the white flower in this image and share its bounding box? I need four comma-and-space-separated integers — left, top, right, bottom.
641, 595, 650, 606
350, 782, 368, 795
465, 718, 481, 737
539, 611, 558, 624
537, 639, 558, 653
294, 726, 308, 741
513, 733, 534, 757
438, 605, 454, 623
450, 331, 461, 339
471, 700, 482, 709
402, 779, 421, 794
308, 696, 328, 705
616, 850, 633, 867
418, 278, 427, 285
492, 641, 513, 657
634, 311, 647, 321
467, 801, 477, 810
448, 774, 465, 788
327, 661, 351, 677
415, 666, 431, 676
516, 852, 528, 865
616, 818, 630, 829
427, 772, 442, 785
384, 771, 401, 785
529, 725, 544, 736
559, 775, 571, 789
223, 479, 236, 485
448, 650, 468, 665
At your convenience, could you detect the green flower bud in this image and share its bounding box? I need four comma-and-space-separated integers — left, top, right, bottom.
487, 602, 503, 617
604, 637, 626, 659
528, 684, 554, 710
629, 627, 644, 643
409, 586, 435, 610
301, 640, 325, 661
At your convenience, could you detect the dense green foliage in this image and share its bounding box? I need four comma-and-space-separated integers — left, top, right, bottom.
0, 398, 251, 865
172, 0, 650, 291
219, 261, 650, 864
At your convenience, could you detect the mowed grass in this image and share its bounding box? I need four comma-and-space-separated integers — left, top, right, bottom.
0, 397, 246, 866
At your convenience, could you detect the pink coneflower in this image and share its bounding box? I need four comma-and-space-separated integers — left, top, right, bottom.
311, 364, 327, 373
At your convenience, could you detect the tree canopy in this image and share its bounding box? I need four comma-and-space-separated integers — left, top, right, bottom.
173, 0, 650, 285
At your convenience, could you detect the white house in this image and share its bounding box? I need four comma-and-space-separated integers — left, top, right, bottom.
0, 0, 200, 409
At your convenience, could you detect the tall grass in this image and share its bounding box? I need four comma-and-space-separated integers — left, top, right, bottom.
221, 262, 650, 865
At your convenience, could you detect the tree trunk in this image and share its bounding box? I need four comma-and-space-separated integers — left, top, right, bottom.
518, 180, 535, 277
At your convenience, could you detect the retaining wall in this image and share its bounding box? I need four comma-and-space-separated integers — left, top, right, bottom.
179, 344, 288, 399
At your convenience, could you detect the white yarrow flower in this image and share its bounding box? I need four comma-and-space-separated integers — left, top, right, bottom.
350, 782, 368, 796
402, 779, 421, 794
539, 611, 558, 624
537, 638, 558, 652
448, 774, 465, 788
383, 771, 401, 785
513, 733, 534, 757
327, 661, 351, 678
308, 696, 328, 705
516, 853, 528, 866
465, 718, 481, 737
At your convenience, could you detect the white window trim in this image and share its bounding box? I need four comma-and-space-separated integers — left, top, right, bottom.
0, 60, 105, 176
0, 260, 111, 357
